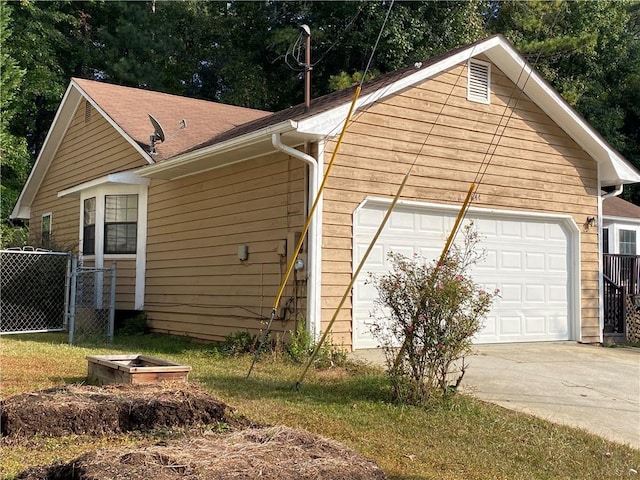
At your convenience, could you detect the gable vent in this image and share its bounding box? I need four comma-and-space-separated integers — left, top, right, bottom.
84, 101, 92, 124
467, 59, 491, 104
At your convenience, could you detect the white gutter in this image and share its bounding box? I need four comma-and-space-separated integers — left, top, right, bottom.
601, 184, 624, 199
271, 133, 322, 340
137, 120, 297, 179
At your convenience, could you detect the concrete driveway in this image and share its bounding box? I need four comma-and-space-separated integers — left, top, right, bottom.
350, 342, 640, 448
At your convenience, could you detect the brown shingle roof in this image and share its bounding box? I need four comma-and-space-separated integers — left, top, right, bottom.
603, 195, 640, 219
73, 78, 272, 161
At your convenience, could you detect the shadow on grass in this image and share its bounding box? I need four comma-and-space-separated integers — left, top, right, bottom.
8, 332, 214, 356
196, 369, 394, 408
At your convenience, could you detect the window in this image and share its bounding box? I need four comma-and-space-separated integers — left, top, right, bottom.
620, 229, 637, 255
467, 59, 491, 104
83, 197, 96, 255
41, 213, 51, 249
104, 194, 138, 254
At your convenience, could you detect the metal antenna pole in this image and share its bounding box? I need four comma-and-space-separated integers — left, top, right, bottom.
301, 24, 311, 110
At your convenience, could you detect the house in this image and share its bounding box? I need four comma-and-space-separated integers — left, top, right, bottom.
12, 35, 640, 349
602, 195, 640, 256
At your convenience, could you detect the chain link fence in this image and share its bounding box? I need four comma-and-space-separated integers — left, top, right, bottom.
0, 249, 116, 344
0, 249, 71, 334
68, 257, 116, 344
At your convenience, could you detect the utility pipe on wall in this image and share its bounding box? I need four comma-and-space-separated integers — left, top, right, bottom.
272, 133, 321, 339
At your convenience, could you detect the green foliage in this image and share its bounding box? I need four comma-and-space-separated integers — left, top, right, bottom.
116, 313, 149, 337
328, 69, 379, 92
221, 330, 258, 356
286, 321, 314, 363
0, 223, 28, 250
369, 223, 498, 406
286, 321, 347, 368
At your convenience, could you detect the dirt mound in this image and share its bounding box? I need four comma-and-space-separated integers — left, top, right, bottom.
15, 426, 386, 480
1, 383, 245, 438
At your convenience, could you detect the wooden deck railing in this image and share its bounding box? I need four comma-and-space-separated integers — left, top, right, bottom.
603, 254, 639, 296
602, 254, 639, 336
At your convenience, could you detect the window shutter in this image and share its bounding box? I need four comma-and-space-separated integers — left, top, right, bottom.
467, 59, 490, 104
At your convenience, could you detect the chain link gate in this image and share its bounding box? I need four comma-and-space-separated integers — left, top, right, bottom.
68, 257, 116, 344
0, 249, 71, 334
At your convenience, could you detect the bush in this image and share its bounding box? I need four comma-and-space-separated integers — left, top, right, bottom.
286, 322, 347, 368
368, 222, 498, 406
116, 313, 148, 336
222, 330, 258, 356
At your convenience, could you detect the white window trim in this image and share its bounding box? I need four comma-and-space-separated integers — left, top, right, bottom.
602, 219, 640, 255
467, 58, 491, 105
41, 212, 52, 247
79, 184, 147, 309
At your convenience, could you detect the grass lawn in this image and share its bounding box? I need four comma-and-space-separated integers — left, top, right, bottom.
1, 332, 638, 479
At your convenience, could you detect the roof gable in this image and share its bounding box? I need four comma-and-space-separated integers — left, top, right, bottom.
11, 78, 271, 219
73, 79, 271, 161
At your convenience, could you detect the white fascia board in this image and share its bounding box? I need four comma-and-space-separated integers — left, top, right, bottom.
603, 215, 640, 225
72, 79, 155, 166
296, 37, 503, 137
58, 171, 150, 198
10, 84, 82, 219
136, 120, 297, 178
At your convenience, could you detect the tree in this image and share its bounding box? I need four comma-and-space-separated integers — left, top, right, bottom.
1, 0, 30, 246
488, 0, 640, 203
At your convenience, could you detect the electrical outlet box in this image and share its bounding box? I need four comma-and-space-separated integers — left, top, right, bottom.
287, 231, 302, 262
238, 244, 249, 261
277, 239, 287, 256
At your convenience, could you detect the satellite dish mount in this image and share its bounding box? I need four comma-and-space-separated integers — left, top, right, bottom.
148, 114, 165, 155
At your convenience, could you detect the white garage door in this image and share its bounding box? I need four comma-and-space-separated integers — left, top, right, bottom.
353, 202, 575, 349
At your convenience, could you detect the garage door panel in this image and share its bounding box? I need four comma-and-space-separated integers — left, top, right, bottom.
353, 204, 573, 347
525, 222, 546, 239
549, 284, 568, 302
500, 221, 523, 238
361, 244, 385, 266
525, 284, 545, 302
501, 251, 523, 270
549, 315, 569, 334
526, 252, 545, 270
525, 315, 547, 335
389, 210, 414, 230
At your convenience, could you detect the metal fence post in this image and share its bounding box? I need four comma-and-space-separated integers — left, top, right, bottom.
108, 263, 117, 342
68, 256, 78, 344
63, 254, 72, 331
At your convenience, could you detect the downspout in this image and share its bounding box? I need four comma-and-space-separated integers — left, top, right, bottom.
272, 133, 322, 340
601, 184, 623, 199
597, 184, 623, 343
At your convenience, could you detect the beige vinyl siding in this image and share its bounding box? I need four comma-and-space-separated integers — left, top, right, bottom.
144, 151, 306, 342
29, 99, 148, 310
321, 62, 599, 348
109, 259, 136, 309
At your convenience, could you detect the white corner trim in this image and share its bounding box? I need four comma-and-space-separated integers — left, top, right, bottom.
312, 140, 325, 341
